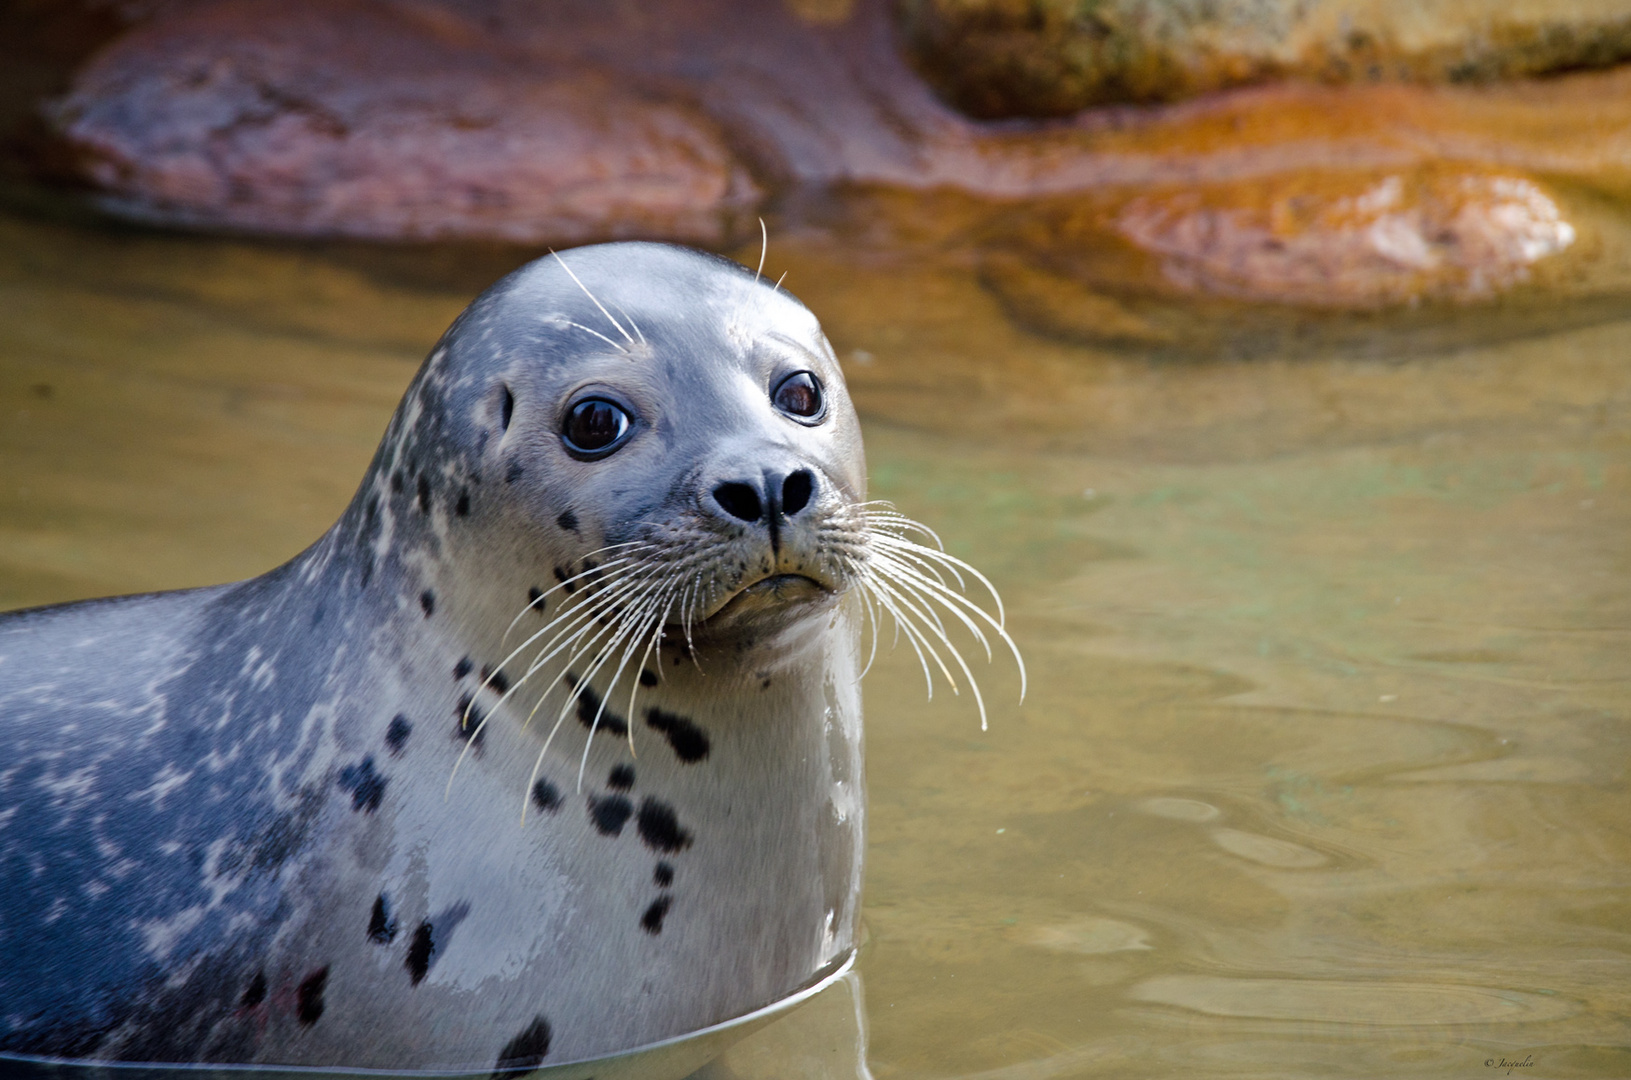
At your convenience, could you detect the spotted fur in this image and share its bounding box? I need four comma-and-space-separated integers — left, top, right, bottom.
0, 244, 866, 1073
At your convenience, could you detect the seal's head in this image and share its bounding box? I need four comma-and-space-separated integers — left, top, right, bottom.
485, 244, 867, 641
358, 243, 863, 664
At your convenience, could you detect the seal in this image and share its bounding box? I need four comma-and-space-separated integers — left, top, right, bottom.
0, 242, 1018, 1076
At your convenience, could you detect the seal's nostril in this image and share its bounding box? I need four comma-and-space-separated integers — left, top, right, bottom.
782, 470, 814, 516
713, 482, 763, 523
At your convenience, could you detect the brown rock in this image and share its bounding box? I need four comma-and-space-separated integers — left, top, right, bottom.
48, 0, 761, 244
29, 0, 1631, 325
898, 0, 1631, 117
1112, 167, 1579, 309
978, 162, 1631, 350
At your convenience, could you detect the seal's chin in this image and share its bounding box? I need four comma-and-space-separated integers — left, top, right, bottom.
697, 573, 837, 636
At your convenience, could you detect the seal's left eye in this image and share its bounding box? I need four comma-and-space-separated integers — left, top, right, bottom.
562, 399, 632, 455
773, 371, 824, 420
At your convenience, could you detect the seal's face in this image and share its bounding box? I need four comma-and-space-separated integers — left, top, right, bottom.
443, 243, 867, 650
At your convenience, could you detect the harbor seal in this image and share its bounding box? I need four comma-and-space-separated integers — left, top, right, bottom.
0, 242, 1017, 1076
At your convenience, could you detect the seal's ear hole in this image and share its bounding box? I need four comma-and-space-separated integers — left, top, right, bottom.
499, 385, 515, 431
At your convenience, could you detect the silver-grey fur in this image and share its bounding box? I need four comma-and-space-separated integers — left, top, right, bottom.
0, 244, 867, 1074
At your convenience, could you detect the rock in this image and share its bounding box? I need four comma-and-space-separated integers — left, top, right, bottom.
977, 161, 1631, 352
47, 0, 761, 244
29, 0, 1631, 320
897, 0, 1631, 117
1112, 167, 1580, 309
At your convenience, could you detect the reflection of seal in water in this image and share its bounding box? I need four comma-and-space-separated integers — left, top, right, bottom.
0, 244, 1017, 1075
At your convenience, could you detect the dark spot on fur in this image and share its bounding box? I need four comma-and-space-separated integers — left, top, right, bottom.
553, 566, 577, 594
454, 695, 486, 744
480, 665, 511, 694
386, 714, 412, 755
310, 603, 325, 627
358, 556, 374, 589
636, 798, 692, 853
406, 922, 435, 985
567, 676, 628, 737
645, 708, 710, 763
557, 509, 578, 532
454, 656, 473, 680
531, 779, 561, 813
608, 764, 635, 790
420, 590, 435, 617
240, 971, 267, 1008
296, 967, 328, 1025
417, 475, 432, 514
391, 469, 404, 493
337, 757, 387, 812
494, 1015, 550, 1073
639, 669, 658, 687
588, 794, 634, 836
527, 586, 545, 610
641, 896, 673, 935
762, 678, 772, 689
654, 862, 674, 887
369, 893, 398, 944
505, 460, 524, 483
456, 488, 471, 517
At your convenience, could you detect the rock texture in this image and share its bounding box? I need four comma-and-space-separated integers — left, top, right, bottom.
48, 0, 760, 244
25, 0, 1631, 316
897, 0, 1631, 118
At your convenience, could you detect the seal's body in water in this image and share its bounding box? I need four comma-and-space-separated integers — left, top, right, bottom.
0, 245, 870, 1073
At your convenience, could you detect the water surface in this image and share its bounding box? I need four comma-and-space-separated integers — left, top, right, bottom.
2, 202, 1627, 1079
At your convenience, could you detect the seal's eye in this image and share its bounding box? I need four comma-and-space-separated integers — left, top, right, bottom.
772, 371, 824, 421
562, 399, 632, 456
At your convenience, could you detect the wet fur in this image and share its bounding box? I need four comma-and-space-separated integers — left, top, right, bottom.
0, 246, 867, 1071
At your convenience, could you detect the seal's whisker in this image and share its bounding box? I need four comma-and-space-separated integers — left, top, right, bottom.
755, 217, 768, 285
534, 573, 669, 711
502, 568, 656, 697
855, 585, 882, 681
611, 301, 647, 345
447, 572, 659, 798
867, 548, 1025, 700
580, 578, 674, 757
880, 577, 992, 730
869, 552, 993, 661
568, 583, 675, 790
496, 572, 664, 747
625, 583, 680, 753
562, 320, 627, 353
866, 533, 963, 590
869, 553, 958, 645
551, 248, 635, 345
866, 529, 1007, 628
865, 573, 962, 696
860, 581, 938, 700
501, 543, 654, 642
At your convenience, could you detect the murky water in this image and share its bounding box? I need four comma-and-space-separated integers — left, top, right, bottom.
2, 199, 1628, 1079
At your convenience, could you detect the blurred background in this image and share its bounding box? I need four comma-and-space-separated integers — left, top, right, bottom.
1, 0, 1628, 1077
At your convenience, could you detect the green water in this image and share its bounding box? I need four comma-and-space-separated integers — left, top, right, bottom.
2, 202, 1627, 1079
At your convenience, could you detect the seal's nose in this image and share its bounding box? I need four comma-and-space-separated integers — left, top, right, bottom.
711, 468, 817, 531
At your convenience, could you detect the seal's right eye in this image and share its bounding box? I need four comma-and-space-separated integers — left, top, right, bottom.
562, 399, 632, 456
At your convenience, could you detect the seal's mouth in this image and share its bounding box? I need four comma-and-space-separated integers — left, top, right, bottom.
698, 572, 835, 629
